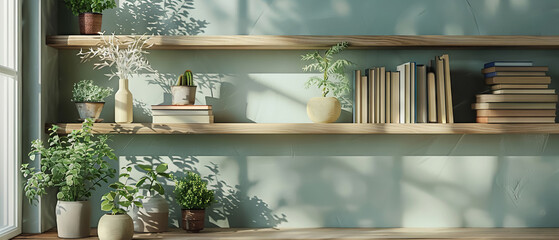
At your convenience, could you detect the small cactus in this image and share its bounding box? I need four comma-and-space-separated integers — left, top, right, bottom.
177, 70, 194, 86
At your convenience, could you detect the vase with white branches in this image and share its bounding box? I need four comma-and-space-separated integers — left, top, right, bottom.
78, 33, 156, 123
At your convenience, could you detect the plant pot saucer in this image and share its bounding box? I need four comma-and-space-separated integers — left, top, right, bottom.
78, 118, 103, 123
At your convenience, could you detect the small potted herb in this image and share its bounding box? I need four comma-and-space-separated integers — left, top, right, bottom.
301, 42, 352, 123
21, 119, 117, 238
172, 70, 197, 105
63, 0, 117, 34
174, 172, 215, 232
72, 80, 113, 122
98, 167, 143, 240
132, 163, 172, 233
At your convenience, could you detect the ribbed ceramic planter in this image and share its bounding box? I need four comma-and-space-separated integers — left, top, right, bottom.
55, 200, 91, 238
132, 195, 169, 233
98, 214, 134, 240
78, 13, 102, 35
171, 86, 196, 105
306, 97, 341, 123
75, 102, 104, 121
181, 209, 205, 233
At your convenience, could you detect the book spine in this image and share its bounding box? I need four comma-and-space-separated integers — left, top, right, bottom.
436, 56, 447, 123
354, 70, 361, 123
391, 72, 400, 124
397, 64, 405, 123
417, 65, 427, 123
427, 72, 437, 123
442, 54, 454, 123
380, 67, 386, 123
385, 71, 391, 123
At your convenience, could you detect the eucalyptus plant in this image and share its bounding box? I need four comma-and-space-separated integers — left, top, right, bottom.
174, 172, 215, 210
21, 119, 116, 203
101, 166, 144, 215
72, 79, 113, 102
301, 42, 353, 98
136, 163, 172, 196
63, 0, 117, 16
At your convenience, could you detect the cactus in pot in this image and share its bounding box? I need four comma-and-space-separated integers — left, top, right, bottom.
172, 70, 197, 105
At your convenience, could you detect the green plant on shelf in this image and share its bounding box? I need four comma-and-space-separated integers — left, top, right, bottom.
136, 163, 173, 196
63, 0, 117, 15
72, 79, 113, 102
301, 41, 353, 98
177, 70, 195, 86
101, 166, 143, 215
174, 172, 215, 210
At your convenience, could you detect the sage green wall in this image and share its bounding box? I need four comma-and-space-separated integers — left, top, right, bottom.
50, 0, 559, 228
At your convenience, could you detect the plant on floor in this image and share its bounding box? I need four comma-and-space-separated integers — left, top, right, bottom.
72, 79, 113, 102
177, 70, 195, 86
101, 166, 143, 215
63, 0, 117, 15
174, 171, 215, 210
21, 118, 117, 202
132, 163, 173, 233
301, 41, 352, 98
136, 163, 173, 195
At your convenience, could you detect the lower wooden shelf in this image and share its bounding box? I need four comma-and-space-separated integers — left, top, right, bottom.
47, 123, 559, 135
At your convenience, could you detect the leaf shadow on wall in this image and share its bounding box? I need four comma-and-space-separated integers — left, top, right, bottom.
115, 0, 209, 35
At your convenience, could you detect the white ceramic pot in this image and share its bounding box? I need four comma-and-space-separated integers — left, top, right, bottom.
171, 86, 196, 105
55, 200, 91, 238
97, 213, 134, 240
306, 97, 341, 123
115, 78, 133, 123
132, 195, 169, 232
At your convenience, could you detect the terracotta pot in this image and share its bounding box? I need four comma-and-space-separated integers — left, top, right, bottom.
171, 86, 197, 105
55, 200, 91, 238
78, 13, 102, 35
97, 214, 134, 240
306, 97, 341, 123
75, 102, 104, 121
181, 209, 205, 233
132, 195, 169, 233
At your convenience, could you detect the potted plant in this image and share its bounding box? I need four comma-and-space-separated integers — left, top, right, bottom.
78, 33, 157, 123
172, 70, 197, 105
174, 172, 215, 233
63, 0, 117, 35
301, 42, 352, 123
98, 167, 143, 240
72, 79, 113, 122
21, 119, 117, 238
131, 163, 172, 233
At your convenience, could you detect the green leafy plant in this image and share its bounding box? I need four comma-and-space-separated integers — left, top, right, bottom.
21, 119, 116, 203
301, 42, 353, 98
136, 163, 172, 196
174, 172, 215, 210
63, 0, 117, 16
176, 70, 195, 86
72, 79, 113, 102
101, 166, 143, 215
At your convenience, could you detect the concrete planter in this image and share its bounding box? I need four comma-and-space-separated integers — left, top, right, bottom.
55, 200, 91, 238
75, 102, 104, 121
132, 195, 169, 233
78, 13, 102, 35
181, 209, 205, 233
306, 97, 341, 123
98, 214, 134, 240
171, 86, 197, 105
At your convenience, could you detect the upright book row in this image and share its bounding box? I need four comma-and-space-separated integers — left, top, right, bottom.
353, 54, 454, 124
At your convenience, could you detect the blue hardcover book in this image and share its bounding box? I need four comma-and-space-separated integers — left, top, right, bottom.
484, 72, 498, 78
484, 61, 533, 68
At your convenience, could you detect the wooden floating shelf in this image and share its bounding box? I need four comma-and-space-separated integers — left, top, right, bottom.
48, 123, 559, 135
46, 35, 559, 50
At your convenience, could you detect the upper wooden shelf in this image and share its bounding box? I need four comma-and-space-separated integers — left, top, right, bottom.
46, 35, 559, 50
48, 123, 559, 135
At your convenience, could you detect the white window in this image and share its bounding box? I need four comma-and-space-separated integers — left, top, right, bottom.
0, 0, 22, 239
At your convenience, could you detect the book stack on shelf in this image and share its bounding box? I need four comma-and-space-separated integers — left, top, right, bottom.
473, 61, 557, 123
151, 105, 214, 123
353, 54, 454, 124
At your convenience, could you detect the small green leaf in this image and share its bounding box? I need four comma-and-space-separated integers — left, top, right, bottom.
137, 164, 152, 172
155, 164, 168, 173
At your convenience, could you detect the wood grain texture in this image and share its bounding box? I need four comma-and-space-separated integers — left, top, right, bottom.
13, 227, 559, 239
47, 123, 559, 135
46, 35, 559, 50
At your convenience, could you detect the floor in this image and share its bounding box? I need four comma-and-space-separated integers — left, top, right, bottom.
12, 228, 559, 240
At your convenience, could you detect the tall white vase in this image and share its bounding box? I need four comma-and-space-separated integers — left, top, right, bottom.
115, 78, 133, 123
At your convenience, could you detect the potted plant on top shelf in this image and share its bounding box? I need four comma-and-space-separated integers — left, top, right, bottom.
172, 70, 197, 105
21, 119, 117, 239
301, 41, 353, 123
131, 163, 173, 233
72, 79, 113, 122
63, 0, 117, 35
174, 172, 215, 233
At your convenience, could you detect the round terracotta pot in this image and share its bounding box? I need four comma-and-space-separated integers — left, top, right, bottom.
97, 213, 134, 240
306, 97, 341, 123
56, 200, 91, 238
78, 13, 102, 35
181, 209, 205, 233
75, 102, 104, 121
132, 195, 169, 233
171, 86, 197, 105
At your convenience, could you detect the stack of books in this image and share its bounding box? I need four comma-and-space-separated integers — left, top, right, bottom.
353, 54, 454, 124
151, 105, 214, 123
473, 61, 557, 123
